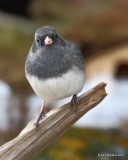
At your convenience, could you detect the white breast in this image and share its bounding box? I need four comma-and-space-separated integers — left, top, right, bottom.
26, 67, 85, 100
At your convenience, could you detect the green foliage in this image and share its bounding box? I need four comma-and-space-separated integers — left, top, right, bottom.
0, 27, 32, 52
32, 127, 128, 160
0, 26, 32, 94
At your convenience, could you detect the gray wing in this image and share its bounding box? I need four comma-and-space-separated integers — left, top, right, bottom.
66, 40, 85, 71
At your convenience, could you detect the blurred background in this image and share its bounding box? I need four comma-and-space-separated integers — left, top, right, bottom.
0, 0, 128, 159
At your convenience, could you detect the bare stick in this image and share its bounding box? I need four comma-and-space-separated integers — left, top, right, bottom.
0, 82, 107, 160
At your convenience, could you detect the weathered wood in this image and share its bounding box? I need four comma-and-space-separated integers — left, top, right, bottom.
0, 82, 107, 160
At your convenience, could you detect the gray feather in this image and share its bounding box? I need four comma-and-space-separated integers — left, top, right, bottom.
25, 26, 85, 80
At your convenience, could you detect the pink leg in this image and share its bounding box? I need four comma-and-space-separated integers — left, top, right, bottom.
71, 94, 79, 114
34, 99, 46, 130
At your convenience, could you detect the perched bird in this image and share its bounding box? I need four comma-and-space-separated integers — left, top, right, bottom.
25, 26, 85, 129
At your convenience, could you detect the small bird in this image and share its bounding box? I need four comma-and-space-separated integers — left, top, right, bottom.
25, 26, 85, 129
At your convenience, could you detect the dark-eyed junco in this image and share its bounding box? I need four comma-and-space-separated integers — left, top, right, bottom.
25, 26, 85, 129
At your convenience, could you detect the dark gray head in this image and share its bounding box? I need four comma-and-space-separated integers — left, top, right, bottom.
26, 26, 74, 79
35, 26, 58, 47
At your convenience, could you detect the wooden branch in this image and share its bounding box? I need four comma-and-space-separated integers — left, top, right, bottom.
0, 82, 107, 160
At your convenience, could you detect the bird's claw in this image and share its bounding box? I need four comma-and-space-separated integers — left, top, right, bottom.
33, 112, 46, 130
71, 94, 79, 114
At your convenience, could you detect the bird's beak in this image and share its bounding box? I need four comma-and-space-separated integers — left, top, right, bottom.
44, 36, 53, 46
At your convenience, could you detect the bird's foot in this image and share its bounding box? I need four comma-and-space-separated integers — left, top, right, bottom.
34, 112, 46, 130
71, 94, 79, 114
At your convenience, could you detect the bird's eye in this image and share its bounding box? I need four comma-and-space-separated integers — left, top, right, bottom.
54, 34, 57, 39
36, 39, 40, 43
51, 34, 57, 40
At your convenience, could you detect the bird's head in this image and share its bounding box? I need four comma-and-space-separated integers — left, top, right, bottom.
35, 26, 58, 47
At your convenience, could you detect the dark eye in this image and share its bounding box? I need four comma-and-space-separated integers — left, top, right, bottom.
36, 39, 40, 43
51, 34, 57, 40
55, 34, 58, 38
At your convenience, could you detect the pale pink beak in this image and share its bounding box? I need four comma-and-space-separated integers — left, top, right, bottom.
44, 36, 53, 46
